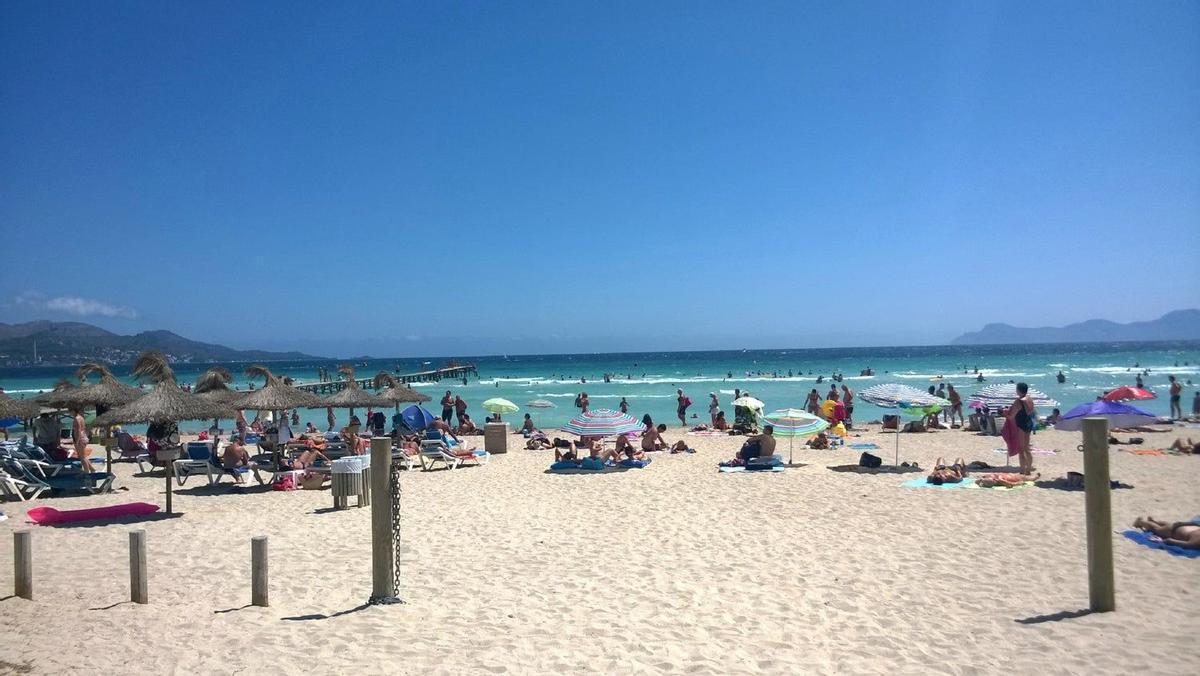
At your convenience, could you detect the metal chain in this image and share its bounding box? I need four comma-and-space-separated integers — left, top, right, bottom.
368, 458, 405, 605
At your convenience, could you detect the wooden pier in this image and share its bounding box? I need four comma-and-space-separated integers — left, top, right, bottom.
294, 364, 478, 394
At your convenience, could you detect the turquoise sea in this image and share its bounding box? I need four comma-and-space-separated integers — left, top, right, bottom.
1, 342, 1198, 432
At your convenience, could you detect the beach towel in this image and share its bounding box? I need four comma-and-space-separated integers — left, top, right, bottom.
901, 477, 976, 489
1122, 530, 1200, 558
1000, 417, 1020, 456
993, 447, 1057, 456
687, 430, 728, 437
977, 480, 1034, 490
849, 443, 880, 450
719, 465, 785, 473
1121, 449, 1166, 456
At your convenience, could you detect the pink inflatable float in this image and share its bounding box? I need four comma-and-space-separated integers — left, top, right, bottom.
27, 502, 160, 525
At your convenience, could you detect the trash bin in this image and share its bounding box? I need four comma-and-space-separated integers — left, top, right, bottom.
331, 455, 371, 509
484, 422, 509, 454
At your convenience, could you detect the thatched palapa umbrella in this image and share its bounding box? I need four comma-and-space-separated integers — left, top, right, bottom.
0, 390, 40, 422
237, 365, 323, 412
94, 353, 233, 426
374, 371, 432, 411
36, 363, 143, 410
321, 367, 391, 420
193, 366, 242, 430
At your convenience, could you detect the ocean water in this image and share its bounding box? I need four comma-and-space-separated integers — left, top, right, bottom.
1, 342, 1198, 433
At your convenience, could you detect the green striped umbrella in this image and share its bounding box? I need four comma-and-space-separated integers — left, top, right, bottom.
760, 408, 829, 464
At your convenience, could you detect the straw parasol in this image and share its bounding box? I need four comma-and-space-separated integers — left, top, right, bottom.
236, 365, 322, 411
36, 363, 143, 410
193, 367, 242, 404
373, 371, 432, 410
0, 390, 40, 421
321, 366, 391, 412
94, 352, 232, 426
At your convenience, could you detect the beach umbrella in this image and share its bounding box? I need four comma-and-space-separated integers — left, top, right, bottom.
525, 400, 556, 409
1101, 386, 1156, 402
482, 398, 519, 421
373, 372, 431, 411
1054, 401, 1157, 432
968, 383, 1058, 411
94, 353, 232, 426
319, 366, 391, 422
760, 408, 829, 464
0, 391, 40, 421
732, 396, 765, 410
36, 363, 143, 410
859, 384, 950, 464
561, 408, 644, 438
193, 366, 243, 430
237, 365, 322, 411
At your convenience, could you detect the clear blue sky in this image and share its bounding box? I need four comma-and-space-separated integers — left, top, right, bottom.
2, 1, 1197, 357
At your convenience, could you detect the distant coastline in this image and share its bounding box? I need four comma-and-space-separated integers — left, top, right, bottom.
952, 310, 1200, 345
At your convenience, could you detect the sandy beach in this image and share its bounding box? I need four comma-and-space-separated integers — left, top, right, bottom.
1, 424, 1198, 675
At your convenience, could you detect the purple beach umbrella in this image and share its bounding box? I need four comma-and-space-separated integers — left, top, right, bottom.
1053, 401, 1157, 432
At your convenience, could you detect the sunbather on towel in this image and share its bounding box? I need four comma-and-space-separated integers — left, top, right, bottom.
927, 457, 967, 485
735, 425, 776, 461
713, 411, 730, 430
1168, 438, 1200, 454
976, 472, 1039, 488
1132, 517, 1200, 549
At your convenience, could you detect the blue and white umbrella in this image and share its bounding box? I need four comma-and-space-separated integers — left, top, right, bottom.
858, 384, 950, 464
1054, 401, 1156, 432
969, 384, 1057, 412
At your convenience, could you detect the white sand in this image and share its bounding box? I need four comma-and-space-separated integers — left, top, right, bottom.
1, 425, 1198, 675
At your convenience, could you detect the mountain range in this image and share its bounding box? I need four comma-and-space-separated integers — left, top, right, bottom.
951, 309, 1200, 345
0, 320, 315, 365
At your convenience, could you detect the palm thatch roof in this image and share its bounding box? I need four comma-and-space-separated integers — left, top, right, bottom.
321, 366, 390, 409
192, 366, 243, 405
373, 371, 432, 404
237, 365, 322, 411
0, 391, 40, 420
94, 352, 232, 425
36, 363, 143, 409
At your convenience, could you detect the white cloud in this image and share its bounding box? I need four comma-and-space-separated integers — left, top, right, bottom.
14, 291, 139, 319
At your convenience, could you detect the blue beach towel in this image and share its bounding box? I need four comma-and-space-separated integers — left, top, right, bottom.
901, 477, 977, 489
719, 465, 785, 473
1122, 530, 1200, 558
849, 443, 880, 450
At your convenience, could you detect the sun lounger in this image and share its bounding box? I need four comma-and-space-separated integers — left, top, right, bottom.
419, 438, 488, 470
2, 457, 113, 496
173, 442, 221, 485
0, 468, 48, 501
115, 431, 151, 466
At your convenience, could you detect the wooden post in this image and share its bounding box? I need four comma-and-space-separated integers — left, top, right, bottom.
130, 530, 148, 604
251, 536, 268, 607
370, 436, 395, 600
1082, 417, 1115, 612
14, 530, 32, 600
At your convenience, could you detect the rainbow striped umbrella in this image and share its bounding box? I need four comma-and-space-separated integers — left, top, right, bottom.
760, 408, 829, 464
560, 408, 644, 438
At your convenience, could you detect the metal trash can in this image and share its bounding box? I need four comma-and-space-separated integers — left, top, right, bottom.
331, 455, 371, 509
484, 422, 509, 454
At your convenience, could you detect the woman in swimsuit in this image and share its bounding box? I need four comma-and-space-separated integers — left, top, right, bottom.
72, 408, 92, 473
1007, 382, 1037, 474
927, 457, 967, 485
1133, 517, 1200, 549
976, 472, 1039, 488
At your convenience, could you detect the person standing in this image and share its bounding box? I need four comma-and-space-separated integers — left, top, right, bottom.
579, 392, 590, 412
454, 395, 468, 426
947, 384, 963, 427
1007, 382, 1037, 475
326, 407, 336, 432
1192, 391, 1200, 417
708, 393, 720, 426
806, 389, 820, 415
440, 390, 454, 423
841, 385, 854, 426
72, 408, 92, 473
236, 408, 248, 441
1168, 376, 1183, 419
676, 389, 691, 427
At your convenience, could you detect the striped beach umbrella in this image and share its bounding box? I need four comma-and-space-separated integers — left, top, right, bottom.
560, 408, 644, 438
858, 384, 951, 464
760, 408, 829, 464
968, 384, 1058, 411
525, 400, 556, 409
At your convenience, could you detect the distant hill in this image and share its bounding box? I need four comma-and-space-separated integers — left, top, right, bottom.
0, 320, 316, 365
952, 310, 1200, 345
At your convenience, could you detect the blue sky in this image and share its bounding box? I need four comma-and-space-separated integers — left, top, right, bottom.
2, 1, 1197, 357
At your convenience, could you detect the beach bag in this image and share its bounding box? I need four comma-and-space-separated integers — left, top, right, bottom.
859, 452, 882, 468
272, 473, 298, 491
683, 396, 692, 408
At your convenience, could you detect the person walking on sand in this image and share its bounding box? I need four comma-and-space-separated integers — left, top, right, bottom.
72, 408, 92, 473
454, 395, 468, 426
841, 385, 855, 426
1168, 376, 1183, 419
947, 384, 964, 427
1006, 382, 1037, 475
440, 390, 454, 423
708, 393, 720, 426
677, 389, 692, 427
236, 408, 249, 441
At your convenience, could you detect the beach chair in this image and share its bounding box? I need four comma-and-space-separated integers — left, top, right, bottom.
2, 458, 113, 496
418, 438, 488, 470
115, 431, 151, 466
173, 442, 220, 486
0, 467, 48, 501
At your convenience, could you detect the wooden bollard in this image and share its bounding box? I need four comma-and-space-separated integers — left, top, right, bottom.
1082, 417, 1115, 612
370, 436, 396, 601
14, 530, 32, 600
251, 536, 268, 607
130, 530, 148, 604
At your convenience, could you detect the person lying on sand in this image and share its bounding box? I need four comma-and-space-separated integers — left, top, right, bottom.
1132, 517, 1200, 549
902, 420, 926, 433
807, 431, 830, 449
669, 440, 692, 454
927, 457, 967, 485
526, 433, 552, 450
1168, 438, 1200, 454
976, 472, 1039, 487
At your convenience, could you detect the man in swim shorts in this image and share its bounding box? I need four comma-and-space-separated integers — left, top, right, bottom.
1167, 376, 1182, 419
737, 425, 776, 461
